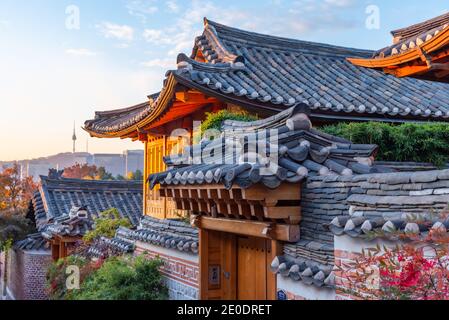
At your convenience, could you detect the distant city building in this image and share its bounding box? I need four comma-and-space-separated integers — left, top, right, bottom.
91, 153, 125, 177
124, 150, 144, 176
0, 150, 143, 181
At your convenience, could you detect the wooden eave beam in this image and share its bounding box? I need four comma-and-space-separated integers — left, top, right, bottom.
191, 215, 300, 242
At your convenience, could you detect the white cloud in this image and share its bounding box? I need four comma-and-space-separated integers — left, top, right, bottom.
97, 22, 134, 41
143, 29, 167, 44
65, 48, 98, 57
166, 1, 180, 13
127, 0, 159, 23
141, 58, 175, 69
324, 0, 354, 7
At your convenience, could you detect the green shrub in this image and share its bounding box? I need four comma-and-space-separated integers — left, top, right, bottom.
320, 122, 449, 167
47, 255, 168, 300
47, 255, 91, 300
72, 256, 168, 300
83, 208, 132, 243
200, 110, 258, 134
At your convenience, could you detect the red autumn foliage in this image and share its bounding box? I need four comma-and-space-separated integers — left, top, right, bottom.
0, 164, 37, 211
62, 163, 99, 180
338, 215, 449, 300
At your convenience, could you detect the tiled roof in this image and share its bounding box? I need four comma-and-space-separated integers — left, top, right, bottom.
85, 19, 449, 137
87, 217, 199, 256
13, 233, 49, 251
271, 255, 335, 288
150, 105, 384, 190
87, 227, 136, 259
31, 175, 143, 230
131, 216, 199, 254
83, 94, 158, 137
41, 206, 95, 239
179, 19, 449, 120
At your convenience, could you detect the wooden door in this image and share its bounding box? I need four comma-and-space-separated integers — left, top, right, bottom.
199, 230, 278, 300
237, 237, 270, 300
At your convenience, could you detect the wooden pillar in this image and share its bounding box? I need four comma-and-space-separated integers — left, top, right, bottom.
59, 241, 67, 259
51, 240, 60, 261
143, 140, 148, 216
267, 240, 282, 300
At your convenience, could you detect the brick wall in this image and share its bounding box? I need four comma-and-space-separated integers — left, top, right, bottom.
6, 249, 51, 300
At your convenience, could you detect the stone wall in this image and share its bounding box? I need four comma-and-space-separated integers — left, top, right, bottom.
4, 249, 51, 300
301, 176, 353, 245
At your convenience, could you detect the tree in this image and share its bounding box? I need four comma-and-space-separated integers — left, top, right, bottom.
126, 170, 143, 181
96, 167, 115, 181
63, 164, 114, 181
115, 174, 125, 181
63, 163, 98, 180
0, 164, 37, 211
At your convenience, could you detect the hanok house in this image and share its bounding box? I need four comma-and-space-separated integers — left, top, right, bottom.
84, 18, 449, 300
0, 171, 142, 300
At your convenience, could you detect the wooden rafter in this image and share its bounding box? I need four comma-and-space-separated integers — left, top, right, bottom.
159, 183, 302, 224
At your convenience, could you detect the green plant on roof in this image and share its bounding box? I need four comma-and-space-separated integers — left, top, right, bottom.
200, 110, 258, 135
83, 208, 132, 243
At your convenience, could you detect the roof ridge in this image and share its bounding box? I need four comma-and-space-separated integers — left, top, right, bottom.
204, 18, 373, 58
391, 12, 449, 38
94, 101, 151, 118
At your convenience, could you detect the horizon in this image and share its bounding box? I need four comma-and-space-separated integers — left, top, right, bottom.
1, 0, 448, 161
0, 149, 144, 163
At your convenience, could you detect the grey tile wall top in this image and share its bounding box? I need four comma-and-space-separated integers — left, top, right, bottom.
149, 105, 384, 190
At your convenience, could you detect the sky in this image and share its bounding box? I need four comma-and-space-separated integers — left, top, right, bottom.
0, 0, 448, 161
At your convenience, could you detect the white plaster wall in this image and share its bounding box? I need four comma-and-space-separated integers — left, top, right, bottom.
334, 235, 396, 254
135, 241, 199, 264
277, 276, 336, 300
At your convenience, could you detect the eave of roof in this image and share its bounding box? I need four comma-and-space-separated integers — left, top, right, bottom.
348, 25, 449, 68
391, 12, 449, 40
